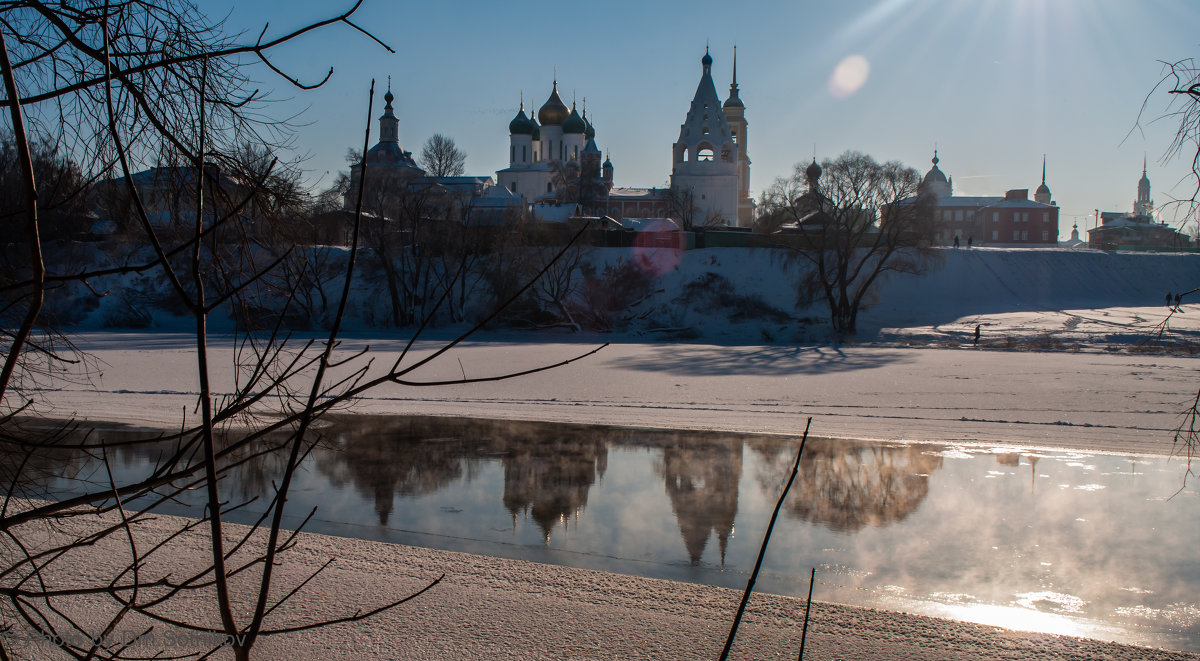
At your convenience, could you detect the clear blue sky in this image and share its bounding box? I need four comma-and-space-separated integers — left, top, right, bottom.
212, 0, 1200, 238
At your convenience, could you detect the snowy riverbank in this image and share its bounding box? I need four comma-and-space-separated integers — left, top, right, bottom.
50, 333, 1198, 455
4, 508, 1197, 661
14, 260, 1200, 658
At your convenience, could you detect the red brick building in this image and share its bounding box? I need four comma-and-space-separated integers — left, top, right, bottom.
918, 152, 1059, 246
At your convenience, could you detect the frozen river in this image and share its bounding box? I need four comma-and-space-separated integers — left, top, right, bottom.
32, 415, 1200, 652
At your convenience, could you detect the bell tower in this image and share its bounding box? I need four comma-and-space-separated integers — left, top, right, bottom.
670, 47, 739, 226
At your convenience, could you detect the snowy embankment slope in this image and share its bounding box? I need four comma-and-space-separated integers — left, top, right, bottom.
862, 247, 1200, 345
41, 248, 1200, 453
623, 245, 1200, 344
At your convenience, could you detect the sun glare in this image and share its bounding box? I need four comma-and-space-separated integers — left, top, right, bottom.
828, 55, 871, 99
927, 601, 1131, 643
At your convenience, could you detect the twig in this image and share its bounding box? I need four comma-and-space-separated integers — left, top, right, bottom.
719, 417, 812, 661
798, 566, 816, 660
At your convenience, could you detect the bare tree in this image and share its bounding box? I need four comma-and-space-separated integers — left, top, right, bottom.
1138, 60, 1200, 470
1139, 59, 1200, 214
759, 152, 935, 336
418, 133, 466, 178
665, 185, 700, 230
0, 3, 601, 660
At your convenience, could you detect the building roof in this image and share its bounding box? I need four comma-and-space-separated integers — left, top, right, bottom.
985, 198, 1057, 210
496, 162, 554, 174
609, 187, 670, 199
932, 196, 1002, 207
676, 47, 734, 147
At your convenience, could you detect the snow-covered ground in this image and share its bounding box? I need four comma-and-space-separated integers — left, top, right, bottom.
6, 509, 1195, 661
50, 333, 1197, 457
11, 246, 1200, 659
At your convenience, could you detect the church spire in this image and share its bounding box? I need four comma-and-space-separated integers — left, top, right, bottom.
732, 45, 737, 86
1035, 154, 1052, 204
379, 75, 398, 144
724, 45, 744, 109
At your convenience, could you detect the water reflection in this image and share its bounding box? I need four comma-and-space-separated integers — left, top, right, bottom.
500, 430, 607, 542
657, 441, 741, 564
314, 418, 480, 525
8, 416, 1200, 652
751, 438, 943, 532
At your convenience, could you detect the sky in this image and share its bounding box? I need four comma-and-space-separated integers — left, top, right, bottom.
208, 0, 1200, 240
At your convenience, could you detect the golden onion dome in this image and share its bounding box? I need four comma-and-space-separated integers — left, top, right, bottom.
538, 83, 569, 126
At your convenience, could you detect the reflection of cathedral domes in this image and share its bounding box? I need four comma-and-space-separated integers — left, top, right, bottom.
501, 434, 607, 542
538, 82, 569, 125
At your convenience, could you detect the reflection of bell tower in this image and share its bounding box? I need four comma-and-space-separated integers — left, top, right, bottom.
502, 436, 607, 543
659, 442, 742, 565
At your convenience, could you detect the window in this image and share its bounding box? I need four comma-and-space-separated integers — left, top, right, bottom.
943, 210, 951, 221
967, 211, 974, 221
511, 180, 517, 193
954, 210, 963, 222
522, 146, 527, 161
702, 127, 710, 134
992, 230, 999, 240
993, 212, 1000, 222
1013, 230, 1020, 241
1021, 230, 1028, 240
510, 146, 514, 162
1042, 231, 1049, 241
721, 147, 731, 161
546, 182, 552, 193
698, 147, 714, 161
1023, 212, 1030, 222
1042, 212, 1049, 223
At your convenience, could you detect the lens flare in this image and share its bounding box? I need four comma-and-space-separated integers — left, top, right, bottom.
632, 219, 683, 276
828, 54, 870, 99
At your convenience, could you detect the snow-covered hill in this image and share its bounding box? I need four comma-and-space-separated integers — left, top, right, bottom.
56, 243, 1200, 348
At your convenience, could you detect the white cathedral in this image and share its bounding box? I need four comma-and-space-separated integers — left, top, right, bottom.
497, 47, 756, 227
